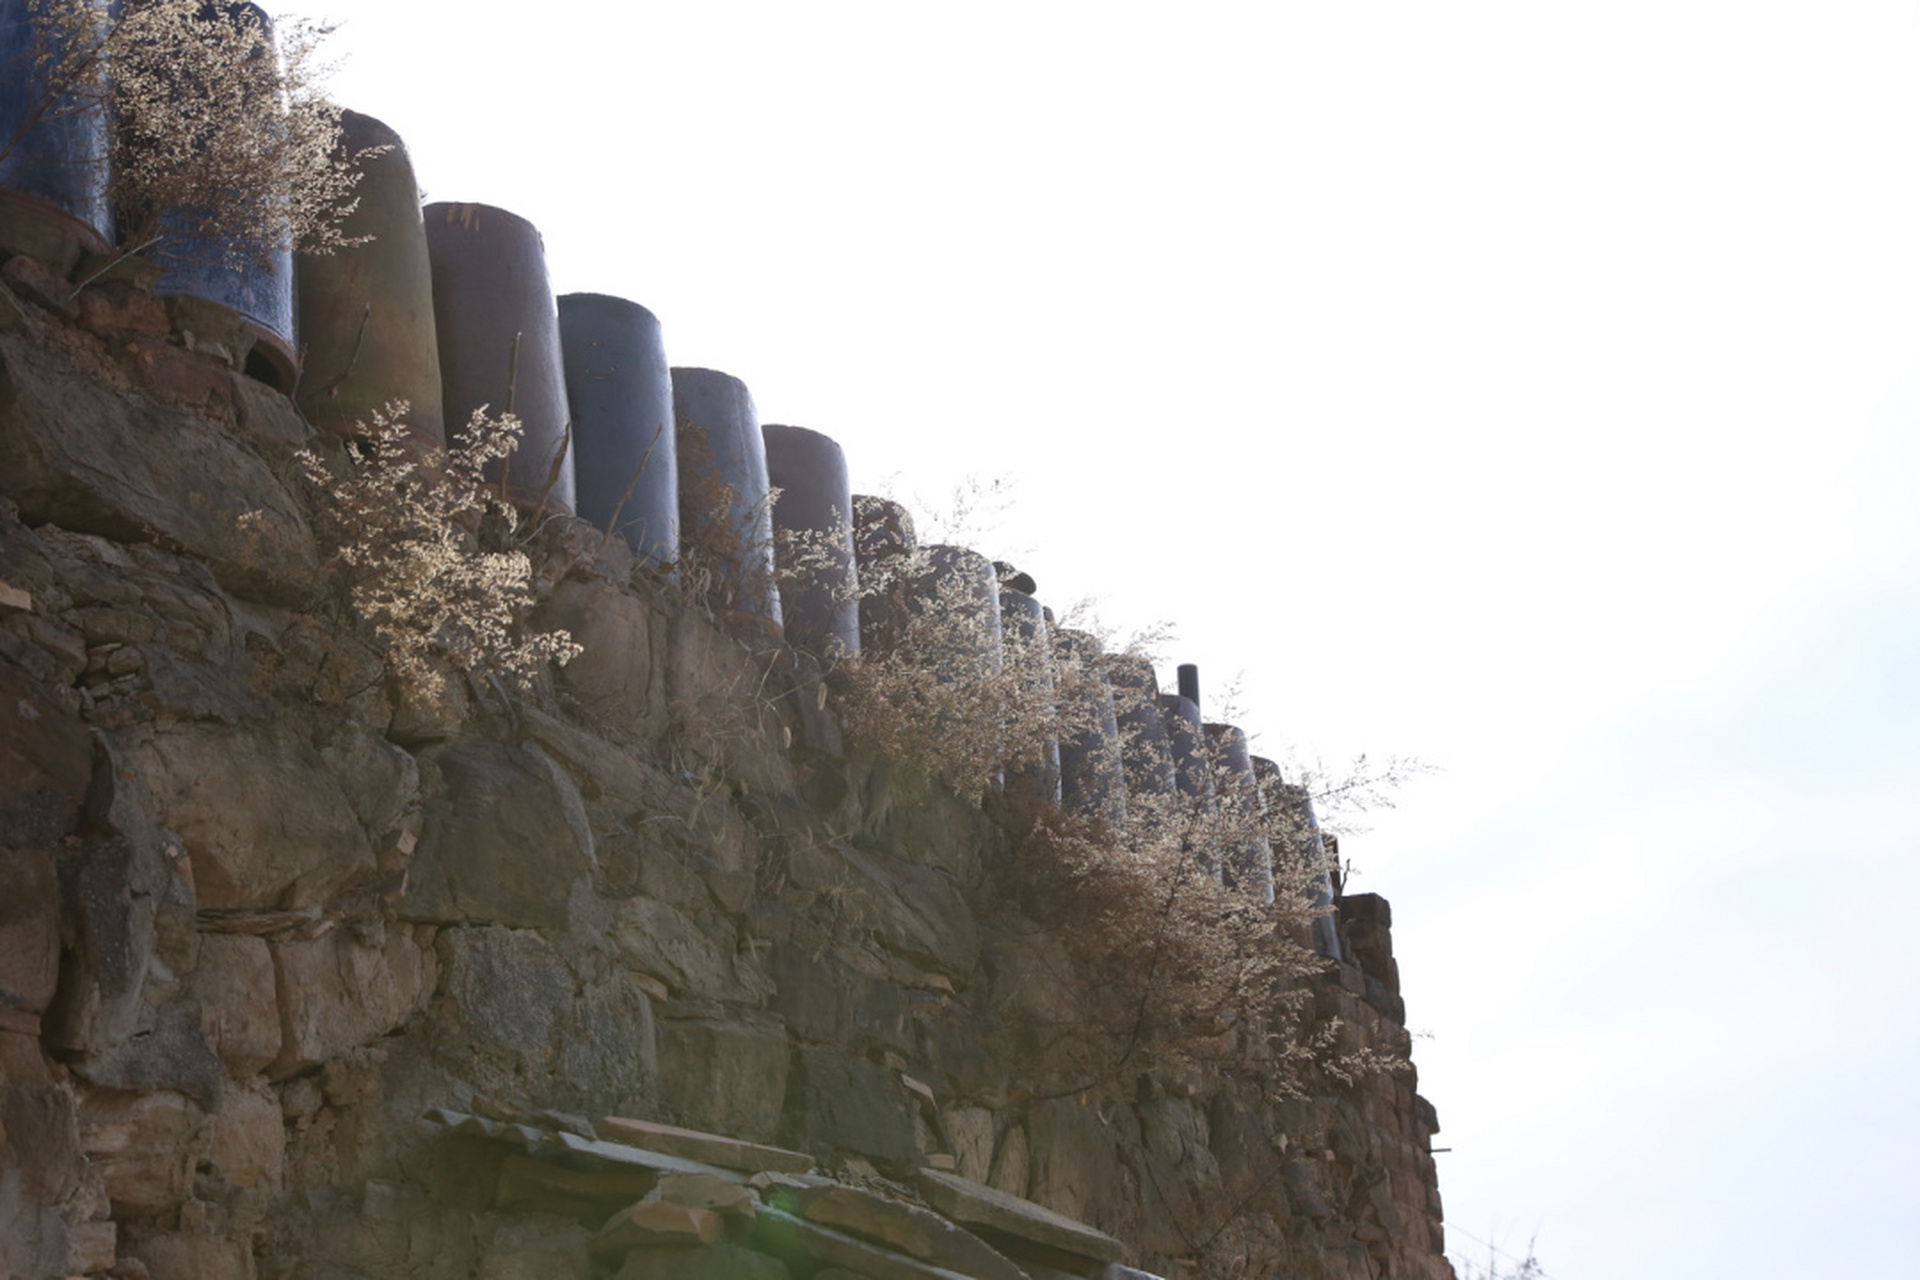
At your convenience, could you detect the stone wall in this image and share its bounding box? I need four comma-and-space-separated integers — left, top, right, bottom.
0, 253, 1451, 1280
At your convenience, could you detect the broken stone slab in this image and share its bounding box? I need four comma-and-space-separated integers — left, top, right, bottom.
646, 1173, 756, 1219
424, 1110, 743, 1181
598, 1116, 814, 1175
751, 1173, 1027, 1280
1098, 1268, 1169, 1280
912, 1169, 1125, 1268
495, 1155, 657, 1210
748, 1206, 994, 1280
596, 1200, 721, 1254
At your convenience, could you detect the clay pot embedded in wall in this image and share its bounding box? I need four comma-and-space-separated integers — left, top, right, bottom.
1158, 691, 1221, 881
1207, 723, 1273, 904
1258, 758, 1342, 961
0, 0, 112, 269
852, 494, 916, 655
425, 201, 575, 514
559, 293, 677, 568
296, 111, 444, 450
1157, 693, 1213, 807
764, 424, 858, 659
146, 4, 299, 391
1052, 627, 1125, 824
999, 588, 1060, 809
1104, 653, 1175, 802
911, 544, 1003, 678
672, 367, 780, 627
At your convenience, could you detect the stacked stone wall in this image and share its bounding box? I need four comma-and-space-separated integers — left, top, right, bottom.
0, 247, 1450, 1280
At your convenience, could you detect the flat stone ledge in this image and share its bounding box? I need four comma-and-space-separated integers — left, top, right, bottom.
598, 1115, 816, 1175
913, 1168, 1125, 1267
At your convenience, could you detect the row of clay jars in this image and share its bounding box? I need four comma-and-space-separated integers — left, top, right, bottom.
300, 136, 1297, 912
298, 137, 1288, 900
0, 16, 1325, 911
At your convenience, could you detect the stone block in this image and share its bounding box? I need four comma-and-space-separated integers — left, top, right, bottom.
65, 1219, 117, 1275
608, 895, 753, 1002
47, 776, 223, 1105
317, 728, 421, 846
0, 655, 92, 848
1208, 1092, 1280, 1202
189, 933, 282, 1078
768, 943, 912, 1052
0, 845, 60, 1014
596, 1200, 721, 1251
269, 926, 433, 1077
534, 576, 663, 741
0, 1029, 81, 1207
0, 206, 84, 273
76, 281, 171, 337
942, 1107, 994, 1183
132, 720, 375, 911
402, 741, 595, 929
780, 1051, 918, 1171
987, 1124, 1028, 1199
206, 1081, 284, 1192
662, 608, 794, 795
656, 1016, 790, 1143
438, 926, 573, 1078
78, 1087, 203, 1214
75, 998, 225, 1109
1027, 1097, 1120, 1229
517, 703, 674, 815
1, 254, 75, 315
124, 1225, 253, 1280
1130, 1096, 1221, 1255
612, 1243, 788, 1280
782, 840, 978, 976
0, 1082, 80, 1273
0, 331, 320, 604
478, 1223, 595, 1280
555, 974, 658, 1111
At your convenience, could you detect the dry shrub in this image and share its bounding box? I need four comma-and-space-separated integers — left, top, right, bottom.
775, 497, 1406, 1095
675, 423, 781, 622
296, 401, 581, 700
999, 726, 1396, 1097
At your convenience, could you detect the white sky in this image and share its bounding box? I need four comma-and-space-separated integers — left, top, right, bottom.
306, 3, 1920, 1275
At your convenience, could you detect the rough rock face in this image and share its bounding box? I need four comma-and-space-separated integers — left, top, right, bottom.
0, 255, 1453, 1280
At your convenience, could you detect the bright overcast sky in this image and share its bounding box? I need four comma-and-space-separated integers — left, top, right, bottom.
308, 3, 1920, 1276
